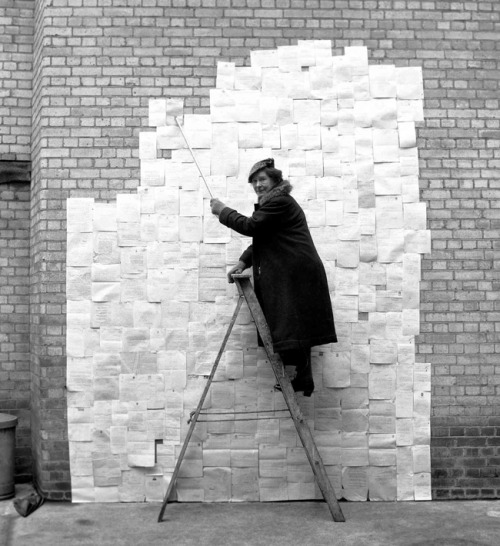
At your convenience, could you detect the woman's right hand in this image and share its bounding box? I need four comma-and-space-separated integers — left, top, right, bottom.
227, 261, 247, 283
210, 198, 226, 216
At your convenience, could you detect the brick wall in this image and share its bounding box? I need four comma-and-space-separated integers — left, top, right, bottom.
411, 3, 500, 498
0, 0, 33, 482
0, 182, 31, 481
26, 0, 500, 499
29, 0, 69, 499
0, 0, 33, 162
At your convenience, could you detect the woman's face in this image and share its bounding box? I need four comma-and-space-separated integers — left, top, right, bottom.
250, 170, 275, 198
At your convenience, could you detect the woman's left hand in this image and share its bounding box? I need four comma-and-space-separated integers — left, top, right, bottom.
210, 198, 226, 216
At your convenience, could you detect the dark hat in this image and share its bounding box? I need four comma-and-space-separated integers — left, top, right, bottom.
248, 158, 274, 182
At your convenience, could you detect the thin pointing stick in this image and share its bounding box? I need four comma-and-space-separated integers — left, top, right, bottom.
175, 117, 214, 198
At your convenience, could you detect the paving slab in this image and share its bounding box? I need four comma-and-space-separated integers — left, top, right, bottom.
1, 485, 499, 546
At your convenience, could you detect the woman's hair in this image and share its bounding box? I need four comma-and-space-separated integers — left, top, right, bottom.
253, 166, 284, 186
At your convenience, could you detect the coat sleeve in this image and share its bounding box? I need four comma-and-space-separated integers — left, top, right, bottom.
239, 245, 253, 267
218, 198, 289, 237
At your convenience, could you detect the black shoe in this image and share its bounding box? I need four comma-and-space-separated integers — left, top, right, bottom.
274, 378, 314, 397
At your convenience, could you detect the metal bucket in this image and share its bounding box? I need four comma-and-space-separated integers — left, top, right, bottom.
0, 413, 18, 500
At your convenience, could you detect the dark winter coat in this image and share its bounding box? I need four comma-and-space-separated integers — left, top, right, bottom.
218, 180, 337, 352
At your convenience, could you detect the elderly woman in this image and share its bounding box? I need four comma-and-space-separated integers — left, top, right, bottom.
210, 158, 337, 396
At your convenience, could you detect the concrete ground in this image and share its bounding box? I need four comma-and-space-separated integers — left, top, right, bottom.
1, 484, 499, 546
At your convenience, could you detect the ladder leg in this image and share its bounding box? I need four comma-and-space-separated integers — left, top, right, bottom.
158, 295, 244, 522
234, 275, 345, 522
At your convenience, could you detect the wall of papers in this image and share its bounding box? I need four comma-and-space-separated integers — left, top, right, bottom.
66, 42, 431, 503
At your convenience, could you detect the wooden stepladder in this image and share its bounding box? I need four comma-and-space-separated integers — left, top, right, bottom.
158, 274, 345, 523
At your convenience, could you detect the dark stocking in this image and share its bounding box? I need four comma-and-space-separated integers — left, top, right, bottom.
278, 347, 312, 384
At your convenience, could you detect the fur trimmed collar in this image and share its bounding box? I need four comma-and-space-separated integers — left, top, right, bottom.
258, 179, 293, 206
